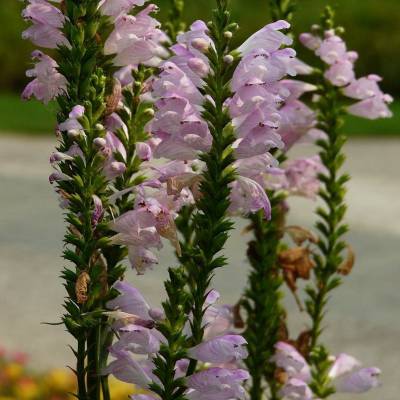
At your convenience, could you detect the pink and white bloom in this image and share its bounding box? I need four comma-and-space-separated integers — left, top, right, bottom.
22, 0, 69, 49
187, 367, 249, 400
100, 0, 148, 19
272, 342, 311, 383
188, 335, 248, 364
22, 51, 67, 104
279, 378, 313, 400
266, 156, 324, 199
344, 75, 393, 119
104, 6, 168, 67
329, 353, 381, 394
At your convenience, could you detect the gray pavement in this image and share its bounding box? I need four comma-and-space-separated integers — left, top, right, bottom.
0, 135, 399, 399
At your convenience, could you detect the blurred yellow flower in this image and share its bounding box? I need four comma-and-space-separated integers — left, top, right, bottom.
3, 363, 23, 380
15, 378, 40, 399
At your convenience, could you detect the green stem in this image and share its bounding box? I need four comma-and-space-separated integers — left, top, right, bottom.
181, 0, 237, 353
87, 323, 102, 400
77, 337, 87, 399
243, 195, 285, 400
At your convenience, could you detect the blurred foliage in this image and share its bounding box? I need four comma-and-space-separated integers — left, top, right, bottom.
3, 0, 399, 96
0, 346, 140, 399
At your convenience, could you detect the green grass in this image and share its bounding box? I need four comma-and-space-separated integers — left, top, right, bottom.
0, 93, 398, 136
0, 93, 56, 134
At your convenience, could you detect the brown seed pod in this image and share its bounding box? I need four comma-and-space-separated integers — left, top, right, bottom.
105, 79, 122, 115
75, 271, 90, 304
338, 245, 355, 275
285, 225, 319, 245
233, 302, 245, 329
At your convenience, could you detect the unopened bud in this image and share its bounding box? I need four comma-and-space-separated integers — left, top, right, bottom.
224, 31, 233, 39
144, 108, 155, 117
223, 55, 234, 64
67, 129, 84, 139
95, 123, 104, 131
227, 23, 239, 31
93, 137, 107, 148
191, 38, 209, 52
336, 26, 345, 35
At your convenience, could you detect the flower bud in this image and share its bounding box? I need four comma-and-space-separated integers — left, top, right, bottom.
144, 108, 155, 117
67, 129, 84, 139
224, 31, 233, 39
93, 137, 107, 148
223, 55, 234, 64
191, 38, 209, 52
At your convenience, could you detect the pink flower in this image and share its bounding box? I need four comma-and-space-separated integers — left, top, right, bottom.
272, 342, 311, 383
329, 354, 381, 393
188, 335, 248, 364
101, 132, 127, 179
344, 75, 393, 119
266, 156, 324, 199
136, 142, 152, 161
299, 33, 322, 51
279, 378, 313, 400
92, 195, 104, 226
104, 349, 153, 387
58, 105, 85, 133
150, 62, 204, 105
187, 368, 249, 400
22, 51, 67, 104
347, 94, 393, 119
237, 20, 292, 57
203, 304, 234, 340
148, 96, 211, 160
278, 100, 316, 149
107, 281, 153, 319
229, 176, 271, 218
100, 0, 148, 19
343, 74, 384, 99
324, 58, 355, 87
111, 324, 161, 355
231, 48, 296, 91
104, 6, 168, 67
22, 0, 69, 48
315, 34, 347, 65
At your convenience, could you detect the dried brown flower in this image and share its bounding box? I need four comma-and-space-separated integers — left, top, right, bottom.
75, 271, 90, 304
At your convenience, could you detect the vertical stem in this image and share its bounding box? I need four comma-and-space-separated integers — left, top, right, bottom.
243, 194, 285, 400
77, 337, 87, 399
181, 0, 237, 356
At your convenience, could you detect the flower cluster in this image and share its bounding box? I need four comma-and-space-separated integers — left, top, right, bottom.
110, 19, 303, 272
105, 281, 249, 400
266, 156, 326, 199
300, 30, 393, 119
274, 342, 381, 399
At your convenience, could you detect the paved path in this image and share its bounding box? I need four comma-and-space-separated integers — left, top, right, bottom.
0, 135, 399, 399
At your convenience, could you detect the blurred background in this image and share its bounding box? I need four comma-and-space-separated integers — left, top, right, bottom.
0, 1, 399, 399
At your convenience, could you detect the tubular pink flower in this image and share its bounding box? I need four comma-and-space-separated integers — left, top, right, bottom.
188, 335, 248, 364
279, 378, 313, 400
100, 0, 148, 19
187, 367, 249, 400
104, 6, 168, 67
22, 51, 67, 104
22, 0, 69, 49
237, 20, 292, 57
272, 342, 311, 383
